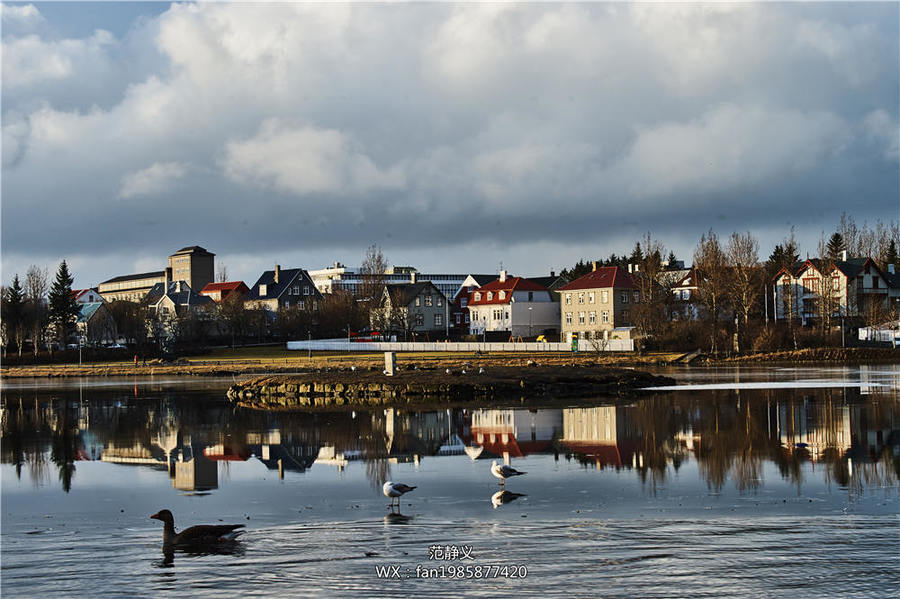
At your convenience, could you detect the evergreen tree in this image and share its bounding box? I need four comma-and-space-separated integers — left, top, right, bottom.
2, 275, 26, 356
666, 250, 678, 268
885, 239, 899, 270
48, 260, 79, 348
629, 242, 644, 265
825, 232, 846, 260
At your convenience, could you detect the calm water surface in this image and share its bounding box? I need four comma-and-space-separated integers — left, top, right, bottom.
2, 366, 898, 598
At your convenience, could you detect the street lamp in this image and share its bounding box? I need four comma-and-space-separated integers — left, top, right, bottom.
528, 306, 533, 339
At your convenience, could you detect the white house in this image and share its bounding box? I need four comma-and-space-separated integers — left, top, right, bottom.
467, 271, 560, 338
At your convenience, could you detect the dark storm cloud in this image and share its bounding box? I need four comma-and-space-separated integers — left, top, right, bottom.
2, 2, 897, 287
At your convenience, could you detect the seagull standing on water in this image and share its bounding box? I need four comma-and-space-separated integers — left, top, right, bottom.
383, 481, 417, 508
491, 460, 526, 487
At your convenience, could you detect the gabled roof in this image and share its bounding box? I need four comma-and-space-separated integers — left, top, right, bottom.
558, 266, 636, 292
775, 257, 878, 282
528, 275, 566, 289
99, 270, 164, 285
468, 276, 548, 306
201, 281, 249, 294
383, 281, 443, 307
145, 282, 214, 309
76, 302, 106, 323
247, 268, 321, 301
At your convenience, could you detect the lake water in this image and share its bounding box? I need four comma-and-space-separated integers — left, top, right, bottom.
2, 366, 898, 598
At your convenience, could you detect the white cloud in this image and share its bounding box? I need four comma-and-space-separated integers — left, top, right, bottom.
119, 162, 188, 199
609, 104, 850, 198
222, 119, 405, 196
2, 29, 115, 88
863, 109, 900, 162
1, 3, 44, 28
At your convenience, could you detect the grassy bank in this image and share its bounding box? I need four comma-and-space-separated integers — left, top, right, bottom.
1, 347, 895, 379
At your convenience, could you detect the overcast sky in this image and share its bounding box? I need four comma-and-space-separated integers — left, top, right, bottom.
2, 2, 897, 289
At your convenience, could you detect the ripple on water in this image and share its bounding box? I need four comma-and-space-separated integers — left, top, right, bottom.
3, 516, 898, 598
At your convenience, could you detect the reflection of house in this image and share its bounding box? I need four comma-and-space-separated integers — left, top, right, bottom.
560, 407, 641, 468
174, 452, 218, 491
775, 401, 852, 461
466, 409, 562, 457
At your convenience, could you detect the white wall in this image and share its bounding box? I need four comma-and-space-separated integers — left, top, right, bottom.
286, 339, 633, 352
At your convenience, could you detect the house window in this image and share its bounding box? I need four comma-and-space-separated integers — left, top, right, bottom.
461, 297, 468, 307
474, 292, 481, 301
682, 290, 691, 300
589, 311, 596, 324
873, 277, 879, 289
602, 310, 609, 324
499, 290, 506, 300
455, 314, 461, 324
578, 311, 585, 324
437, 297, 443, 307
621, 291, 628, 303
528, 291, 533, 301
425, 295, 433, 307
589, 292, 595, 304
259, 284, 267, 296
299, 299, 305, 310
633, 291, 640, 303
487, 292, 493, 301
415, 313, 424, 326
465, 314, 470, 323
565, 293, 572, 305
435, 313, 443, 326
578, 293, 584, 304
291, 286, 300, 295
303, 285, 310, 295
622, 310, 629, 321
505, 311, 509, 320
601, 290, 608, 303
415, 297, 421, 307
565, 312, 573, 325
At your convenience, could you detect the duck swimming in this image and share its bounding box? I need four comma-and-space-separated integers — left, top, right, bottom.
150, 509, 244, 548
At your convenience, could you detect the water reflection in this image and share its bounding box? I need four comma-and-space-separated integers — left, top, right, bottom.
491, 490, 527, 508
1, 380, 898, 495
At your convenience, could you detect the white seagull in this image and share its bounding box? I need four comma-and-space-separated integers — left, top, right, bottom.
383, 481, 417, 508
491, 460, 526, 486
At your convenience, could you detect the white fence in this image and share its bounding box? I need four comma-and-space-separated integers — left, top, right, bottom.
286, 339, 634, 352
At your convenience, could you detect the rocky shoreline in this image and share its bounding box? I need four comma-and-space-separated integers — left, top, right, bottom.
226, 365, 676, 409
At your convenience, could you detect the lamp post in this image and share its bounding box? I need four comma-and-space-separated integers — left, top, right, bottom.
528, 306, 533, 339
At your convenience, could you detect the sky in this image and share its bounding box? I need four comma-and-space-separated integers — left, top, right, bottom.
2, 2, 898, 289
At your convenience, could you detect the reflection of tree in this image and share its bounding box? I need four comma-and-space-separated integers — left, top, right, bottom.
49, 400, 77, 493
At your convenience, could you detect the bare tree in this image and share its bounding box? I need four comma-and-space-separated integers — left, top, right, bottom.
24, 266, 49, 356
631, 232, 669, 339
693, 230, 728, 354
359, 244, 388, 303
725, 232, 761, 351
216, 262, 229, 283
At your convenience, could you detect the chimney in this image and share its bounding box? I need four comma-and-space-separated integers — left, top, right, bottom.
410, 272, 417, 283
274, 264, 281, 284
628, 264, 633, 274
592, 261, 598, 272
176, 280, 182, 293
839, 250, 848, 262
164, 267, 172, 290
550, 270, 555, 277
499, 270, 507, 282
